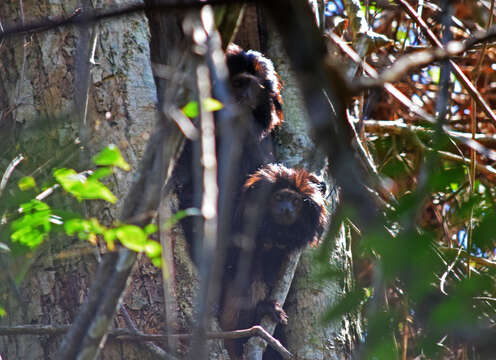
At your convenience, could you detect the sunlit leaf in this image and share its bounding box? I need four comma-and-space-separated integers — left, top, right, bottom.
182, 101, 199, 118
89, 167, 114, 180
11, 200, 52, 249
115, 225, 147, 252
54, 168, 117, 203
92, 144, 130, 171
202, 98, 223, 112
144, 223, 158, 235
18, 176, 36, 191
449, 182, 459, 191
144, 240, 162, 258
151, 257, 162, 267
182, 98, 223, 118
0, 306, 6, 317
428, 66, 440, 84
64, 218, 105, 237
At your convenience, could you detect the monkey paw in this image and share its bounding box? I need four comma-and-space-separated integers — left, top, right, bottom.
257, 300, 288, 325
272, 301, 288, 325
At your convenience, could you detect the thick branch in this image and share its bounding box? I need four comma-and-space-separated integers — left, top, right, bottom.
244, 251, 301, 359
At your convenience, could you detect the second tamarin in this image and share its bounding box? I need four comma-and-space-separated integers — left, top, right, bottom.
219, 163, 328, 359
173, 45, 284, 263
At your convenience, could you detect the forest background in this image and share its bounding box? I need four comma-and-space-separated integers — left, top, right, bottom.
0, 0, 495, 359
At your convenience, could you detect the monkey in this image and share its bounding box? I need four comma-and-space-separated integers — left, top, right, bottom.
173, 44, 283, 264
219, 163, 328, 359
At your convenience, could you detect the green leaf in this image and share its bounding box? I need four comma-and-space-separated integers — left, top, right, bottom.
144, 223, 158, 235
11, 200, 52, 249
103, 229, 117, 250
64, 218, 105, 236
54, 168, 117, 203
182, 98, 224, 118
428, 66, 440, 84
0, 306, 6, 317
18, 176, 36, 191
92, 144, 130, 171
202, 98, 223, 112
144, 240, 162, 258
182, 101, 199, 118
89, 167, 114, 180
396, 29, 407, 42
163, 208, 201, 230
115, 225, 147, 252
151, 257, 162, 267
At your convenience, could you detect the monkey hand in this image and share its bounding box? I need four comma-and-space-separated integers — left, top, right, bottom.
256, 300, 288, 325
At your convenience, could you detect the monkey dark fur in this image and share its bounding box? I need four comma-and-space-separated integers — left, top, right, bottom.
173, 45, 284, 262
220, 164, 328, 359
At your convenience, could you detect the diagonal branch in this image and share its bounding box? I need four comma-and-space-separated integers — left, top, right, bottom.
395, 0, 496, 125
354, 26, 496, 90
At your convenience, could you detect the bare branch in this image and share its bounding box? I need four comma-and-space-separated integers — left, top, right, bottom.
363, 119, 496, 177
244, 251, 301, 360
355, 26, 496, 89
0, 324, 292, 358
0, 154, 24, 197
395, 0, 496, 125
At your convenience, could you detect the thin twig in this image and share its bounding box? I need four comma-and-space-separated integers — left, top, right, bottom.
0, 154, 24, 197
364, 120, 496, 148
395, 0, 496, 125
0, 324, 292, 358
355, 26, 496, 89
328, 31, 436, 123
439, 247, 496, 269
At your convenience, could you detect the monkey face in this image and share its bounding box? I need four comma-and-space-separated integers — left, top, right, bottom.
230, 73, 266, 110
269, 188, 303, 226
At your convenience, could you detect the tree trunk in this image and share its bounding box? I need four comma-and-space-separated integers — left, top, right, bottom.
235, 6, 362, 359
265, 28, 360, 360
0, 1, 158, 359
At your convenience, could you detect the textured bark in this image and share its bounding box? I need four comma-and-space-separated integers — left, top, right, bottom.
0, 1, 158, 359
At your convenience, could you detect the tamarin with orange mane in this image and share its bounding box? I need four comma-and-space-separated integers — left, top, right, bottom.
220, 164, 328, 359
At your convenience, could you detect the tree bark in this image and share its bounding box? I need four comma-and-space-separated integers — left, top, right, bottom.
0, 1, 158, 359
